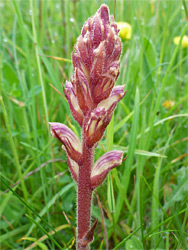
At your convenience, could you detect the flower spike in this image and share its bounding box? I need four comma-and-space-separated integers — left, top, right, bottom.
72, 4, 122, 110
49, 4, 127, 249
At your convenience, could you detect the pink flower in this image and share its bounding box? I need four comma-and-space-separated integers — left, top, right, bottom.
50, 2, 126, 193
50, 3, 126, 189
91, 150, 124, 189
64, 4, 124, 124
49, 122, 83, 165
84, 86, 126, 147
50, 5, 127, 249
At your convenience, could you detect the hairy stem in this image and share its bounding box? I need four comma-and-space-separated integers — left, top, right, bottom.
77, 132, 94, 250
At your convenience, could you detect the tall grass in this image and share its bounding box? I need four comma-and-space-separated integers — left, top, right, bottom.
1, 0, 188, 249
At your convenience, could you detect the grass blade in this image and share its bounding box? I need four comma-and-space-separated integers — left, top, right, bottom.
115, 87, 140, 222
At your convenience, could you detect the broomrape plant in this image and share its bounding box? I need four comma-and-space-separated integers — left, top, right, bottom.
49, 4, 126, 249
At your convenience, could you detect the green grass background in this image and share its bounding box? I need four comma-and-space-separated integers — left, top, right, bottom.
1, 0, 188, 249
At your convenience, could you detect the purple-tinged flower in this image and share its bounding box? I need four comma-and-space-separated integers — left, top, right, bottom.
90, 150, 124, 189
97, 85, 126, 112
84, 86, 126, 147
70, 4, 122, 110
49, 122, 83, 165
64, 81, 84, 127
50, 5, 127, 249
92, 61, 120, 104
84, 107, 107, 147
75, 68, 93, 115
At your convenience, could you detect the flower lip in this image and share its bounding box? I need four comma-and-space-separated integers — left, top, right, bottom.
84, 86, 126, 148
97, 85, 126, 113
84, 107, 107, 147
49, 122, 83, 165
90, 150, 124, 189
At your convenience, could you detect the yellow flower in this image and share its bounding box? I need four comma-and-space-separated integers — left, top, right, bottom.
117, 22, 132, 41
162, 100, 175, 109
173, 35, 188, 48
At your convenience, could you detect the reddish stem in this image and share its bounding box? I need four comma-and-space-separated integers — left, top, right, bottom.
77, 133, 94, 250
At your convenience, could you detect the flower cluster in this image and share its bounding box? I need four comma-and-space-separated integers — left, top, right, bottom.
50, 4, 126, 190
50, 5, 127, 249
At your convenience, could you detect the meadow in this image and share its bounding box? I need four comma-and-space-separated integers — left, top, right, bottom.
1, 0, 188, 249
